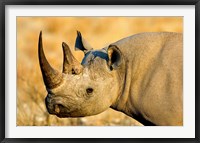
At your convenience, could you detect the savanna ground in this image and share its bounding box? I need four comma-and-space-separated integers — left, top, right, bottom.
17, 17, 183, 126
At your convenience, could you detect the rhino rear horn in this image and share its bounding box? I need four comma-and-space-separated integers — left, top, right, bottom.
38, 31, 63, 89
62, 42, 83, 74
75, 31, 93, 53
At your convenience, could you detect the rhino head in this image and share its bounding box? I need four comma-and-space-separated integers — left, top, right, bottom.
38, 31, 124, 118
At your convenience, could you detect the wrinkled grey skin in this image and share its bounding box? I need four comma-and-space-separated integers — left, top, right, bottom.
38, 31, 183, 126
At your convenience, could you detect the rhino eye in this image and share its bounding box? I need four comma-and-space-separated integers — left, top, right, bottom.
86, 87, 93, 94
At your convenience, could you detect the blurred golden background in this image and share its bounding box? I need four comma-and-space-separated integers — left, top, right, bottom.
17, 17, 183, 126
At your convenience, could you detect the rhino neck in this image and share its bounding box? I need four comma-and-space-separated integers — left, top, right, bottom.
109, 40, 156, 126
110, 53, 155, 126
110, 58, 136, 115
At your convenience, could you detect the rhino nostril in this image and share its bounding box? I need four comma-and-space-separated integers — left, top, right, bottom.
54, 104, 64, 114
54, 104, 60, 114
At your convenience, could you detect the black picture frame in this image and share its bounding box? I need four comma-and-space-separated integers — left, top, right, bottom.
1, 0, 199, 143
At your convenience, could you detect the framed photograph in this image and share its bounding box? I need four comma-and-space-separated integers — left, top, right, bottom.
1, 0, 199, 143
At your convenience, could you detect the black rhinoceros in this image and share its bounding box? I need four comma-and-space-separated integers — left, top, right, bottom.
38, 31, 183, 126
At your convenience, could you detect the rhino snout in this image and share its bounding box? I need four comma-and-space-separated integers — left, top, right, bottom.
45, 95, 67, 115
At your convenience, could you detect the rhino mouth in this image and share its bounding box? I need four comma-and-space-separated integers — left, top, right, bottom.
53, 104, 84, 118
47, 103, 78, 118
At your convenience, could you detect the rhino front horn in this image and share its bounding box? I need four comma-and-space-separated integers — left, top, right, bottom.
38, 31, 63, 89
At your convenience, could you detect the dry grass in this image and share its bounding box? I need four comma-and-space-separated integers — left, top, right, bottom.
17, 17, 183, 126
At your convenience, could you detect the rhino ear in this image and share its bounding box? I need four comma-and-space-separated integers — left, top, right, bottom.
75, 31, 93, 54
107, 45, 122, 70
